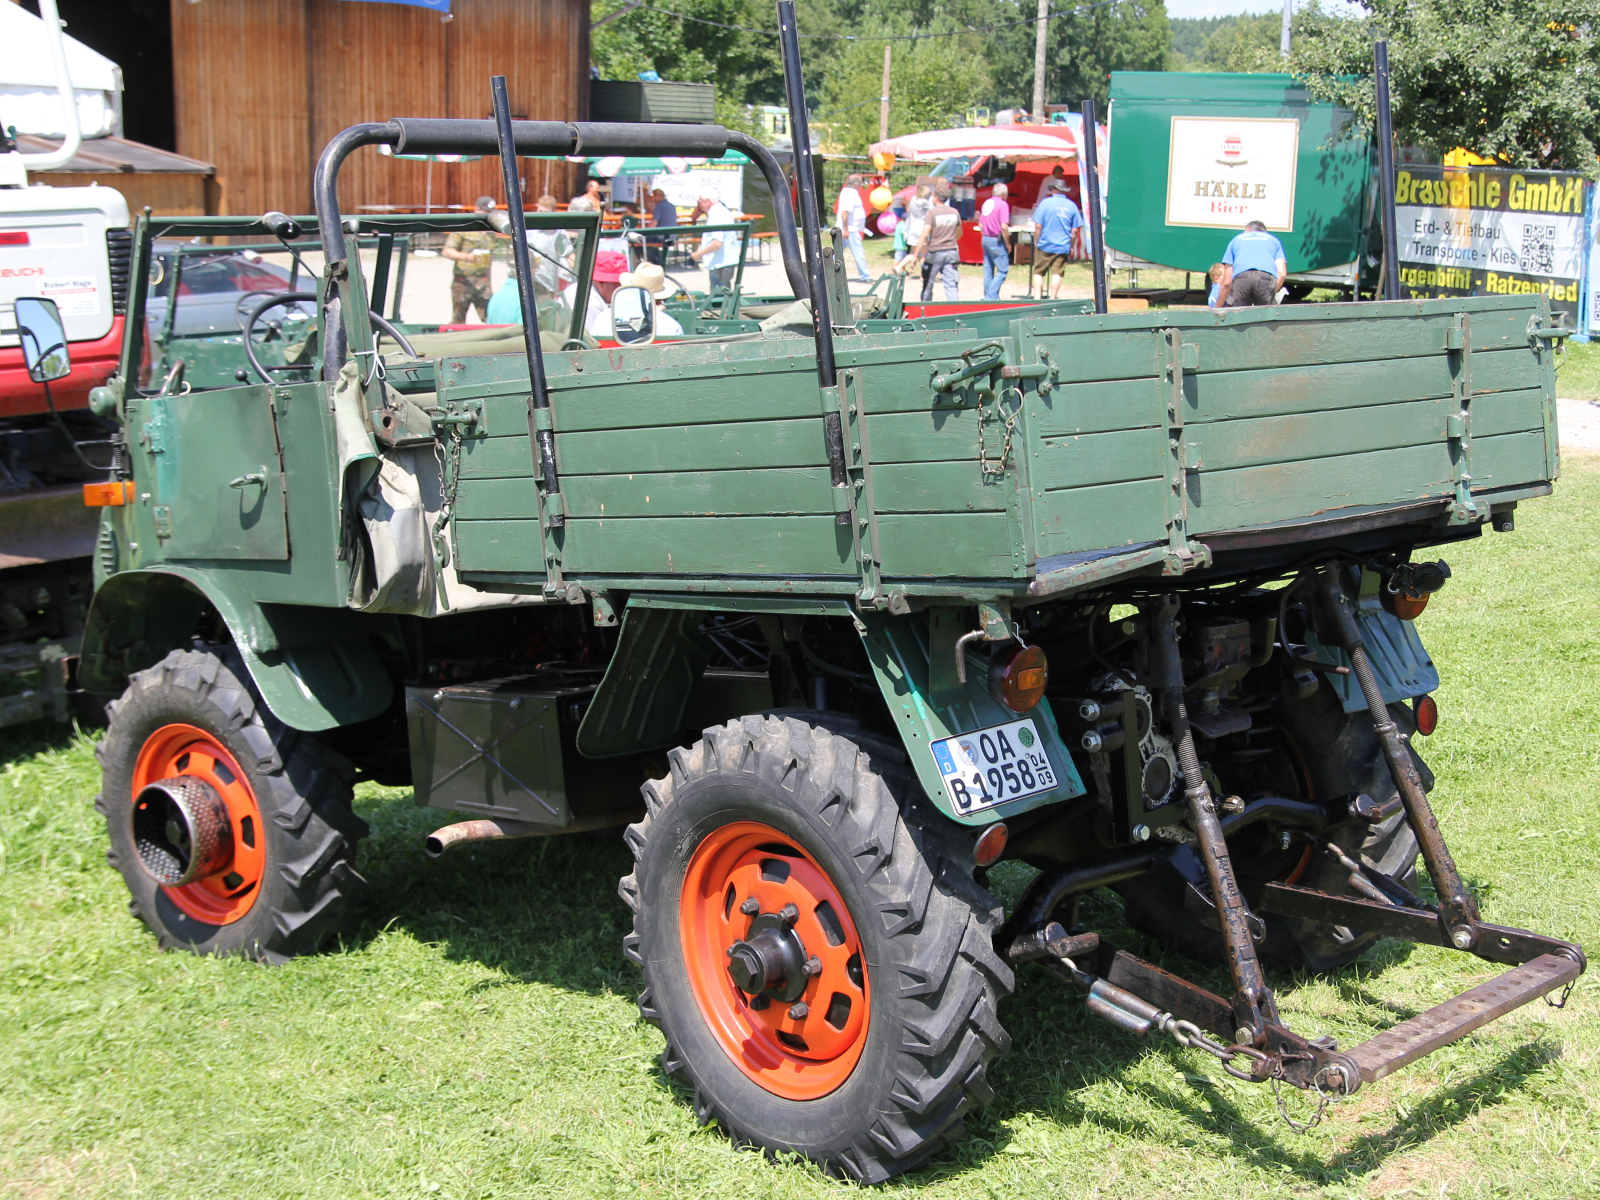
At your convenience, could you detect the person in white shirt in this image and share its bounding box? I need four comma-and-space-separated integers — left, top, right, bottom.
619, 262, 684, 337
688, 192, 743, 290
584, 250, 631, 339
835, 175, 871, 284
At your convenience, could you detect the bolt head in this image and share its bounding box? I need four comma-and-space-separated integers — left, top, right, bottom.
1451, 926, 1475, 950
739, 897, 760, 917
1234, 1026, 1256, 1046
1278, 830, 1294, 851
777, 902, 799, 927
1132, 824, 1151, 843
804, 956, 822, 977
748, 994, 769, 1011
788, 1002, 809, 1020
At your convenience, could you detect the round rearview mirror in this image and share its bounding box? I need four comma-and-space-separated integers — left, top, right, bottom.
610, 285, 656, 345
14, 297, 72, 383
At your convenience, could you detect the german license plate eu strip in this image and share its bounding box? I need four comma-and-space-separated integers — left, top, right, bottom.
930, 718, 1057, 815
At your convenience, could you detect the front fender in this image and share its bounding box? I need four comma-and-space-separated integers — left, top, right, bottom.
81, 567, 393, 732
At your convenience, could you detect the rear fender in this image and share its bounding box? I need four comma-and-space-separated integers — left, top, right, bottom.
81, 567, 393, 731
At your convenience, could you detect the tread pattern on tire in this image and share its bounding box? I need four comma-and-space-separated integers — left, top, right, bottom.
619, 712, 1014, 1183
96, 646, 367, 963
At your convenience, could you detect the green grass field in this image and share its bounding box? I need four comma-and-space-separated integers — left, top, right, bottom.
2, 458, 1596, 1200
1557, 341, 1600, 401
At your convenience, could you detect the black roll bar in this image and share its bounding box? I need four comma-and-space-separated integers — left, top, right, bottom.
311, 117, 811, 375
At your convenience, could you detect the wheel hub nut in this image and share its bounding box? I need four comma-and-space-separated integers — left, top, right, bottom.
726, 908, 810, 1003
131, 775, 233, 886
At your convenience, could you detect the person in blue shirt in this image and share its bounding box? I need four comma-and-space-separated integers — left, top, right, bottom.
1030, 190, 1085, 299
1219, 220, 1288, 306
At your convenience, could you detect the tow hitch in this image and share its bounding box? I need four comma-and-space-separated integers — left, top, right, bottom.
1003, 578, 1585, 1130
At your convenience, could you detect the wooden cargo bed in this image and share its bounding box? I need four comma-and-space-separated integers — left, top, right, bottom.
445, 295, 1559, 602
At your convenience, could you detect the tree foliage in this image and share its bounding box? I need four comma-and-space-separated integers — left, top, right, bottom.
1169, 13, 1285, 72
814, 24, 992, 154
1290, 0, 1600, 173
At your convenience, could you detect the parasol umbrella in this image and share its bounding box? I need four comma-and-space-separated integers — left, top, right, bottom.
869, 126, 1079, 163
377, 143, 482, 213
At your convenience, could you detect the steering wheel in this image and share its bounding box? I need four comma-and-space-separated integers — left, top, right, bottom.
242, 292, 419, 384
233, 288, 306, 333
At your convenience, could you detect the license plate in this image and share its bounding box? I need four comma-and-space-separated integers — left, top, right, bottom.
930, 718, 1057, 815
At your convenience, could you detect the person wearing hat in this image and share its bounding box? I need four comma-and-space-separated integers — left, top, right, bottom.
442, 195, 499, 323
689, 191, 741, 291
619, 262, 684, 337
585, 249, 632, 338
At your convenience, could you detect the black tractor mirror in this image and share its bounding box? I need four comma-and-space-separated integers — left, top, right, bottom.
15, 297, 71, 383
611, 285, 656, 345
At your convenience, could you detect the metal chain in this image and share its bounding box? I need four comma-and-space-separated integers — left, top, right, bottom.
1271, 1063, 1353, 1134
1155, 1015, 1271, 1081
977, 385, 1023, 477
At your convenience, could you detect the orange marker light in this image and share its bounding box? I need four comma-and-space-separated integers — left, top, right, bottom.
990, 644, 1048, 712
974, 822, 1008, 867
1415, 694, 1438, 736
83, 481, 133, 507
1384, 590, 1429, 621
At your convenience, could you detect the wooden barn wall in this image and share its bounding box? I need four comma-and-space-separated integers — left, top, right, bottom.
172, 0, 589, 218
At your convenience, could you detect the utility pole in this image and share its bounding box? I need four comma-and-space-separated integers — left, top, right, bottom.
1032, 0, 1049, 122
880, 45, 892, 143
1280, 0, 1292, 58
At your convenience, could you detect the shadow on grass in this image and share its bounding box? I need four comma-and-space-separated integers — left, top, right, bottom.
295, 790, 1575, 1187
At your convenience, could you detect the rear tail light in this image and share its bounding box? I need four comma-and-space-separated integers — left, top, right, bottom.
990, 644, 1048, 712
0, 231, 29, 246
974, 822, 1008, 867
1414, 694, 1438, 736
1384, 591, 1430, 620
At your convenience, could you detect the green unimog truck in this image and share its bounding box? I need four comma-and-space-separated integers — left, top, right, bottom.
12, 16, 1583, 1183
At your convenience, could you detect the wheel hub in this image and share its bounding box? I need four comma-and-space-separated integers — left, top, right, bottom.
132, 775, 234, 886
726, 904, 810, 1003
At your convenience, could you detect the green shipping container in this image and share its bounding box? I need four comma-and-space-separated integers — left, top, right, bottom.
1106, 72, 1371, 279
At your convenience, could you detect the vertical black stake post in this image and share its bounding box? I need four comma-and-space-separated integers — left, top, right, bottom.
1079, 99, 1108, 315
491, 74, 562, 527
776, 0, 850, 528
1373, 40, 1401, 302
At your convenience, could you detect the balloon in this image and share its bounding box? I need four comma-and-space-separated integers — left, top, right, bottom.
868, 185, 893, 211
872, 151, 896, 172
877, 210, 898, 234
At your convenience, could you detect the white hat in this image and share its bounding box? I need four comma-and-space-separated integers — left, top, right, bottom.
620, 262, 667, 295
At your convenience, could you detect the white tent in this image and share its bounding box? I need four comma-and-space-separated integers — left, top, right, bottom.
0, 3, 121, 140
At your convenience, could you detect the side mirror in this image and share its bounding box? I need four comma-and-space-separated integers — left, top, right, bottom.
611, 285, 656, 345
14, 297, 72, 383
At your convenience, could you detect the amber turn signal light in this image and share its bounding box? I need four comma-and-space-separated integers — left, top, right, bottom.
974, 822, 1008, 867
83, 481, 133, 507
1383, 590, 1429, 620
990, 643, 1048, 712
1414, 694, 1438, 736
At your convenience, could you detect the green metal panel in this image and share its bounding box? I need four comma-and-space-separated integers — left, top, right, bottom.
139, 387, 288, 561
1106, 72, 1371, 275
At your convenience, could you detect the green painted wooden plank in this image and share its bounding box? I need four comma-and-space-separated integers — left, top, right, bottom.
453, 476, 542, 522
559, 515, 853, 576
1185, 354, 1453, 424
1193, 398, 1452, 472
457, 433, 534, 479
555, 418, 829, 475
871, 460, 1008, 514
1471, 388, 1546, 439
1028, 328, 1164, 384
1186, 442, 1457, 534
1469, 429, 1550, 489
1469, 347, 1544, 395
454, 517, 545, 574
1186, 314, 1459, 373
1031, 426, 1169, 490
1030, 377, 1164, 438
1033, 477, 1170, 557
876, 513, 1020, 577
525, 467, 834, 519
865, 407, 983, 463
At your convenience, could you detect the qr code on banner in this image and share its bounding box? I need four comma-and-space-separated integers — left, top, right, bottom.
1521, 223, 1557, 275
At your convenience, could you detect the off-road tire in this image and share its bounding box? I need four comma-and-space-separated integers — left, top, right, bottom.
1119, 683, 1423, 972
619, 713, 1014, 1183
96, 646, 367, 963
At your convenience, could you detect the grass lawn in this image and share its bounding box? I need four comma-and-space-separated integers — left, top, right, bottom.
2, 458, 1596, 1199
1557, 341, 1600, 400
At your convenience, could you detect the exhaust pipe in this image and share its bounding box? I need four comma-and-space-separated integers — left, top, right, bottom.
425, 807, 646, 858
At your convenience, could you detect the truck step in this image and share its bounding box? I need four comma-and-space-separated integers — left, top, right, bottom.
1346, 953, 1580, 1085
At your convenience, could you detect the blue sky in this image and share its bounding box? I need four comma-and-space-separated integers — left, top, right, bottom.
1165, 0, 1364, 20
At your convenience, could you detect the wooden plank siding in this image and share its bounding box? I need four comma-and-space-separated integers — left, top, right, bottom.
171, 0, 589, 218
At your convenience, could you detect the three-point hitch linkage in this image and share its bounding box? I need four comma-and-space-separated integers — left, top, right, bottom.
999, 567, 1585, 1127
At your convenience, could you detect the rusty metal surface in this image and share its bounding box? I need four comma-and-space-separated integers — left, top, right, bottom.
1103, 949, 1235, 1041
1347, 954, 1581, 1084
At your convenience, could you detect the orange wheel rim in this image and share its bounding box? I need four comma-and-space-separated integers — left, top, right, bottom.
132, 723, 265, 925
680, 821, 870, 1100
